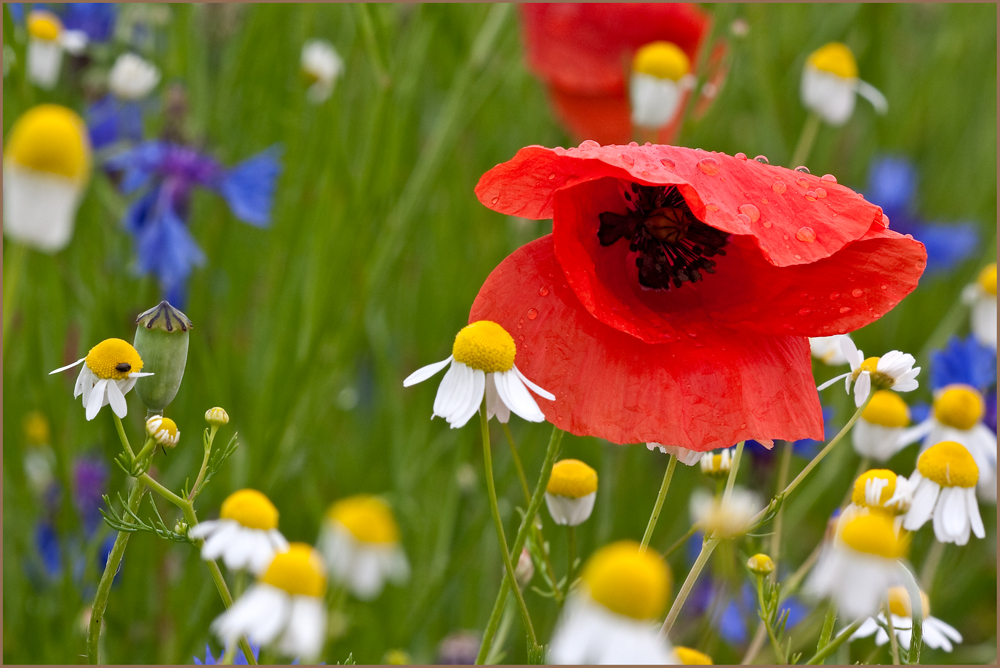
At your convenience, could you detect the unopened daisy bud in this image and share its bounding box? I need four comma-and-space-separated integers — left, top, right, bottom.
383, 649, 411, 665
108, 52, 161, 101
800, 42, 887, 126
545, 459, 598, 526
747, 553, 774, 576
23, 410, 51, 446
133, 301, 192, 413
690, 487, 761, 539
630, 41, 695, 130
174, 520, 188, 534
675, 646, 714, 665
145, 415, 180, 448
27, 10, 63, 89
205, 407, 230, 427
962, 263, 997, 348
699, 448, 732, 478
515, 546, 535, 588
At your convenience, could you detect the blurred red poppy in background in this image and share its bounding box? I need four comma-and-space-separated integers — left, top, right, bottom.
471, 143, 927, 450
520, 3, 720, 145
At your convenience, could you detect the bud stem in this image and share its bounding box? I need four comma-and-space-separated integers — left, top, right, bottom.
640, 454, 678, 551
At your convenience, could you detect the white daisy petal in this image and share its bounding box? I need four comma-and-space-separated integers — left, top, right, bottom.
431, 361, 464, 419
514, 365, 555, 401
966, 487, 985, 539
106, 378, 128, 418
277, 596, 326, 660
486, 374, 510, 424
74, 364, 91, 399
817, 371, 851, 392
840, 337, 861, 368
500, 369, 545, 422
449, 368, 486, 429
86, 379, 109, 421
403, 356, 453, 387
51, 357, 86, 374
854, 372, 871, 407
202, 521, 240, 561
246, 587, 291, 645
903, 478, 938, 531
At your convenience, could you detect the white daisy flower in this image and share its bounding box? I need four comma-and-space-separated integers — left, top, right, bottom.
49, 338, 153, 421
22, 411, 55, 497
301, 39, 343, 104
689, 486, 761, 539
318, 495, 409, 601
212, 543, 327, 661
848, 469, 909, 515
809, 334, 853, 366
892, 441, 985, 545
549, 541, 678, 665
4, 104, 92, 253
145, 415, 180, 449
629, 41, 696, 131
189, 489, 290, 575
699, 448, 735, 478
961, 264, 997, 348
897, 383, 997, 503
850, 586, 963, 653
805, 512, 908, 619
403, 320, 554, 429
800, 42, 887, 126
646, 443, 705, 466
852, 390, 911, 461
26, 10, 64, 89
545, 459, 598, 526
816, 337, 919, 407
108, 52, 161, 101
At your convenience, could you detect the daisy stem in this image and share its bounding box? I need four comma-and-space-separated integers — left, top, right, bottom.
188, 426, 218, 501
816, 600, 837, 650
220, 640, 238, 665
919, 540, 945, 591
502, 423, 531, 505
768, 442, 793, 577
660, 442, 744, 637
662, 525, 699, 560
805, 617, 864, 665
113, 414, 136, 461
884, 601, 901, 665
755, 575, 788, 664
476, 424, 564, 665
478, 403, 538, 651
565, 525, 576, 592
790, 111, 821, 169
88, 477, 147, 664
640, 454, 677, 551
133, 436, 157, 468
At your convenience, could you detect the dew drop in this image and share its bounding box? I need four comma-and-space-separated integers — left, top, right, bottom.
548, 173, 556, 180
644, 142, 652, 147
763, 221, 772, 228
697, 157, 721, 175
799, 307, 812, 316
794, 165, 810, 174
815, 187, 827, 199
527, 308, 538, 320
880, 284, 888, 290
740, 423, 748, 429
754, 155, 769, 165
796, 177, 809, 188
619, 153, 635, 167
830, 293, 840, 300
686, 330, 698, 338
738, 203, 760, 222
660, 158, 675, 170
882, 214, 890, 226
772, 181, 787, 194
761, 198, 769, 204
795, 226, 817, 243
706, 203, 720, 212
736, 213, 751, 226
538, 286, 549, 297
628, 141, 638, 147
783, 235, 789, 240
794, 254, 802, 259
851, 288, 864, 298
805, 191, 817, 201
579, 140, 600, 149
735, 152, 747, 161
820, 173, 837, 183
839, 306, 852, 314
491, 196, 499, 205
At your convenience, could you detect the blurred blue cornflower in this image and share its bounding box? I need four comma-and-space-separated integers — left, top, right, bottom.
7, 3, 116, 43
73, 457, 109, 536
865, 157, 979, 274
930, 334, 997, 393
194, 642, 259, 665
985, 388, 997, 434
688, 577, 808, 645
106, 141, 282, 306
88, 53, 161, 150
748, 406, 836, 460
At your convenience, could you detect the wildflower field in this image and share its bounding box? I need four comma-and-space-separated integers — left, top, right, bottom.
3, 3, 997, 665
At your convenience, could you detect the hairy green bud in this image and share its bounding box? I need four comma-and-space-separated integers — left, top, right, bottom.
133, 301, 192, 413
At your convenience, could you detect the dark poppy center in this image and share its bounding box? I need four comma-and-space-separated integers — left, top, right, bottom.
597, 183, 728, 290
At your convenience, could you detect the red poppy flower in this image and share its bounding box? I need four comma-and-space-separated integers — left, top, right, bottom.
470, 143, 927, 450
521, 3, 714, 145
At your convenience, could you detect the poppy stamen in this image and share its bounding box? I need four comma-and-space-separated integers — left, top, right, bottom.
598, 184, 728, 290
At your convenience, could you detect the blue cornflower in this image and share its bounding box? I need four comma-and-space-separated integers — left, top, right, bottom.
194, 641, 260, 666
61, 3, 117, 43
106, 141, 282, 306
688, 578, 807, 645
930, 335, 997, 393
985, 389, 997, 434
748, 406, 836, 459
87, 53, 161, 150
73, 457, 109, 536
865, 157, 979, 274
35, 522, 62, 579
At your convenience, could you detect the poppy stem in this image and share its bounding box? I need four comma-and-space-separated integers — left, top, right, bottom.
640, 454, 678, 551
790, 111, 822, 169
476, 424, 564, 665
478, 402, 539, 651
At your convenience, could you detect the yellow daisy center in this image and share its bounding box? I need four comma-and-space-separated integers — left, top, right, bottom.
977, 263, 997, 296
220, 489, 279, 531
547, 459, 598, 498
887, 585, 930, 618
581, 541, 671, 620
700, 451, 731, 477
917, 441, 979, 488
852, 356, 896, 390
327, 495, 400, 544
746, 553, 775, 576
452, 321, 516, 373
23, 411, 51, 445
28, 10, 62, 41
862, 390, 910, 428
807, 42, 858, 79
852, 469, 897, 508
934, 384, 984, 430
85, 338, 144, 381
675, 647, 714, 665
840, 513, 909, 559
6, 104, 91, 180
632, 41, 691, 81
260, 543, 327, 598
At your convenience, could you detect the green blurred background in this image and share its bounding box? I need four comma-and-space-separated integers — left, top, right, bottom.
3, 3, 996, 664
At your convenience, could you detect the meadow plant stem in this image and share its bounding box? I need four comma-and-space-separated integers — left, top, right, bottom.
663, 525, 699, 559
724, 441, 745, 502
805, 617, 863, 665
790, 111, 821, 169
920, 540, 945, 591
755, 576, 787, 664
485, 599, 517, 665
478, 405, 538, 650
817, 601, 837, 651
769, 442, 793, 575
566, 526, 577, 593
189, 426, 217, 501
885, 601, 900, 665
476, 425, 564, 665
88, 478, 146, 664
640, 454, 677, 551
2, 241, 27, 355
113, 414, 136, 461
220, 641, 238, 665
502, 423, 531, 505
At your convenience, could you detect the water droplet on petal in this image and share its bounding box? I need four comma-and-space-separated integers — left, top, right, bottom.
882, 214, 890, 226
772, 181, 787, 194
628, 141, 638, 147
796, 177, 809, 188
820, 173, 837, 183
794, 165, 810, 174
539, 287, 549, 297
839, 306, 852, 314
830, 293, 840, 300
795, 226, 817, 243
799, 307, 812, 315
880, 284, 888, 290
754, 155, 769, 165
851, 288, 864, 298
735, 152, 747, 161
579, 140, 600, 149
815, 187, 827, 199
527, 308, 538, 320
619, 153, 635, 167
805, 191, 817, 201
761, 198, 769, 204
548, 173, 556, 180
660, 158, 675, 170
736, 213, 751, 226
491, 196, 499, 205
697, 157, 721, 175
686, 330, 698, 338
763, 221, 772, 228
738, 204, 760, 222
706, 203, 720, 212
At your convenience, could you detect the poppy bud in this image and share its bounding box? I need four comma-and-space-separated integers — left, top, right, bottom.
133, 301, 192, 414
